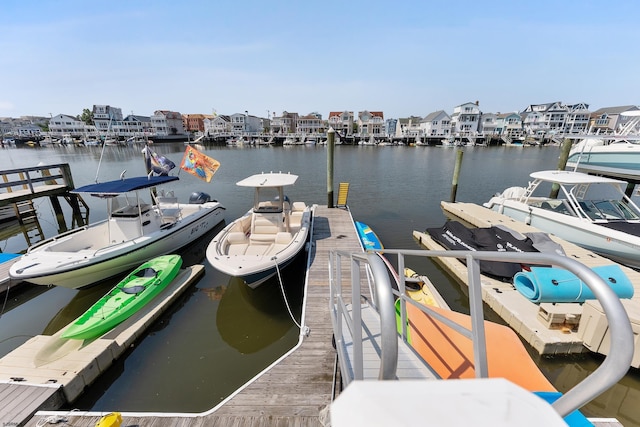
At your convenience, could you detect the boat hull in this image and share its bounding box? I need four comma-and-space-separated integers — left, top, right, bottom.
567, 141, 640, 174
10, 203, 224, 289
491, 202, 640, 269
62, 254, 183, 340
207, 207, 313, 289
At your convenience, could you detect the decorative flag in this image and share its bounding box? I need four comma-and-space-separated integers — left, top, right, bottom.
180, 145, 220, 182
142, 145, 176, 176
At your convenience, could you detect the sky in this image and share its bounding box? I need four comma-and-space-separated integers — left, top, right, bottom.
1, 0, 639, 120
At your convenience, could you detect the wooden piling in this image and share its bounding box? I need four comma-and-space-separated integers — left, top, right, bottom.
327, 128, 335, 208
550, 138, 573, 198
449, 149, 464, 202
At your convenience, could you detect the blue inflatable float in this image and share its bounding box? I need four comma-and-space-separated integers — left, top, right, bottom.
513, 264, 634, 303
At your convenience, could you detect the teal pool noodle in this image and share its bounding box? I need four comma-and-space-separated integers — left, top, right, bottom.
513, 264, 634, 303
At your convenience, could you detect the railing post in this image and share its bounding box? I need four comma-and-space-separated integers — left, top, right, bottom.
367, 254, 398, 380
60, 163, 75, 188
351, 256, 363, 380
466, 255, 488, 378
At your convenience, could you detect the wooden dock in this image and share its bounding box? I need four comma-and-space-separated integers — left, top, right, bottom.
413, 201, 640, 357
22, 206, 361, 427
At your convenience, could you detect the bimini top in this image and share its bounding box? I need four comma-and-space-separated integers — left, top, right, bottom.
236, 172, 298, 188
72, 175, 179, 196
531, 170, 627, 186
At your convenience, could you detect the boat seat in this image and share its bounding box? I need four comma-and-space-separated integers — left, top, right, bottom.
250, 212, 284, 243
157, 196, 181, 223
289, 211, 304, 233
227, 232, 248, 255
267, 232, 292, 256
291, 202, 307, 212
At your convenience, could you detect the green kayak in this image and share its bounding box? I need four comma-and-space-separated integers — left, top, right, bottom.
62, 254, 183, 340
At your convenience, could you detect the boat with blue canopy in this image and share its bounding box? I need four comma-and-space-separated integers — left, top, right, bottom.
10, 175, 225, 289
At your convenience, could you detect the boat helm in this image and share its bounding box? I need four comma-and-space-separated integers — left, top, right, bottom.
189, 192, 211, 204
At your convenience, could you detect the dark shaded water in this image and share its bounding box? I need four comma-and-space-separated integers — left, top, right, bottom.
0, 143, 638, 424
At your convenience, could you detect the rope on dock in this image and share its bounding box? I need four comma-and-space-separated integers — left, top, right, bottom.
273, 256, 310, 337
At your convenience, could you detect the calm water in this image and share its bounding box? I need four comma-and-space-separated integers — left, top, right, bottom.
0, 143, 638, 424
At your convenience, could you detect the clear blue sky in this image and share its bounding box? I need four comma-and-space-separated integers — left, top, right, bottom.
2, 0, 639, 119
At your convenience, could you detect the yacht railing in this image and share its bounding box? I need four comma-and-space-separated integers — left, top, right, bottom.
328, 248, 634, 418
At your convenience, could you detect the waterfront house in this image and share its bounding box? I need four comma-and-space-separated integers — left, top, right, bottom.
204, 115, 232, 136
563, 103, 591, 135
521, 102, 567, 136
395, 116, 422, 139
92, 105, 123, 136
385, 118, 397, 139
420, 110, 452, 139
113, 114, 152, 140
357, 111, 384, 137
297, 112, 324, 136
495, 112, 524, 141
229, 113, 263, 135
183, 114, 214, 134
451, 102, 481, 137
328, 111, 354, 138
151, 110, 186, 138
49, 114, 94, 139
271, 111, 299, 135
589, 105, 640, 134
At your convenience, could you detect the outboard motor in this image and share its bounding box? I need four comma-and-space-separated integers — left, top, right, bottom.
189, 191, 211, 204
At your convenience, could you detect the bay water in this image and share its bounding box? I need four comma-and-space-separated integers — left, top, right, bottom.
0, 143, 637, 424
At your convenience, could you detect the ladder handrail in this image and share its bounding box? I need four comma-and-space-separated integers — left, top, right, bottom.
329, 248, 634, 418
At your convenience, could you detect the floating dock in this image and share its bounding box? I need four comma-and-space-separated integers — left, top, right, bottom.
13, 206, 361, 426
413, 201, 640, 361
0, 265, 205, 426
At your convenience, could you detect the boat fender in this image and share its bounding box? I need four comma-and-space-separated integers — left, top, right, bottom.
189, 192, 211, 204
525, 207, 532, 225
95, 412, 122, 427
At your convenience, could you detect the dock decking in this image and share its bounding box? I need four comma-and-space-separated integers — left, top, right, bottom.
413, 201, 640, 357
24, 206, 362, 427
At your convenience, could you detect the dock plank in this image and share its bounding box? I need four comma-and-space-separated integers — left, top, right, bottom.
0, 383, 61, 426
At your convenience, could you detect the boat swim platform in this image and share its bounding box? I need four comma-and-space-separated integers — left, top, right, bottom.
0, 264, 205, 427
413, 201, 640, 360
25, 206, 433, 427
0, 256, 20, 295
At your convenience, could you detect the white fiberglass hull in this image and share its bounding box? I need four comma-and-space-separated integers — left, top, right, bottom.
489, 200, 640, 268
567, 140, 640, 174
206, 207, 313, 289
10, 202, 224, 289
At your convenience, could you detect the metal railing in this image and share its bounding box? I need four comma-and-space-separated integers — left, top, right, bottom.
328, 248, 634, 418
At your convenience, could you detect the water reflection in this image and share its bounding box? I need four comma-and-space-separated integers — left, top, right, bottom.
217, 276, 296, 354
541, 353, 640, 427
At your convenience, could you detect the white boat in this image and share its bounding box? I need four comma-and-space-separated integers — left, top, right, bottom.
10, 175, 225, 289
283, 136, 301, 145
484, 169, 640, 268
567, 111, 640, 175
566, 138, 640, 175
206, 172, 313, 288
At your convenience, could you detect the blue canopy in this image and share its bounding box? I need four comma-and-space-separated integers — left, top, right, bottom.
72, 175, 179, 196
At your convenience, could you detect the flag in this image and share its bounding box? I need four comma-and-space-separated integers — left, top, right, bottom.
180, 145, 220, 182
143, 145, 176, 176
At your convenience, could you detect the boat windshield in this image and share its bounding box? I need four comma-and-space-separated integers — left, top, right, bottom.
254, 187, 284, 213
110, 195, 151, 217
578, 200, 640, 221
